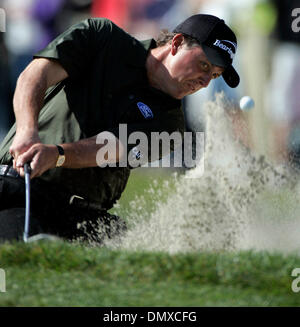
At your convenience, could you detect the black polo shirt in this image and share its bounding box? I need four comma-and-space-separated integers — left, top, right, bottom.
0, 18, 184, 209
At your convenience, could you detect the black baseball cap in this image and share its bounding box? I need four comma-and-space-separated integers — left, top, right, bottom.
173, 14, 240, 88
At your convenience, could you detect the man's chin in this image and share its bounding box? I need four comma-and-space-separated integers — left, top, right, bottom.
174, 89, 192, 99
169, 86, 202, 99
167, 90, 185, 100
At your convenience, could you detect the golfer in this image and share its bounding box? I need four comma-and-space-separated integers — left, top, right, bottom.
0, 14, 239, 242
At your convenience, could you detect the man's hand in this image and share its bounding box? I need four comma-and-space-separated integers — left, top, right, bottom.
14, 143, 58, 178
9, 128, 41, 175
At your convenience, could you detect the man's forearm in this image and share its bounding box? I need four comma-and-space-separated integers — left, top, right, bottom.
15, 133, 124, 178
61, 133, 124, 169
61, 137, 101, 168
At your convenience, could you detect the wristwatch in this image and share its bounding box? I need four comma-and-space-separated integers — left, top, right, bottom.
55, 144, 65, 167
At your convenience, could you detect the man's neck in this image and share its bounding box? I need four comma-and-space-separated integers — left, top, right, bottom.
146, 45, 171, 95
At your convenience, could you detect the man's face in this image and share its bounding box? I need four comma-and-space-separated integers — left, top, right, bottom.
165, 35, 225, 99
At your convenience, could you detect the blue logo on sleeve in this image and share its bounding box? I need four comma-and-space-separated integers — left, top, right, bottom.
137, 102, 154, 119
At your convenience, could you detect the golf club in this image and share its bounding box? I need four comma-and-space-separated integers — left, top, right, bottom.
23, 163, 31, 242
23, 163, 61, 243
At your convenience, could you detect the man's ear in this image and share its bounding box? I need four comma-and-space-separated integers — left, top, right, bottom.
171, 34, 185, 55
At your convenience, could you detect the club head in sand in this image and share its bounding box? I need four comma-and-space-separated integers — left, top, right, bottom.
25, 233, 62, 243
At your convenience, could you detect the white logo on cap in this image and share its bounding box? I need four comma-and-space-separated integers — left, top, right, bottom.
213, 39, 236, 59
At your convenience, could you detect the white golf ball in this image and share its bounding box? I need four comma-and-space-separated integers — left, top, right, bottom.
239, 96, 255, 111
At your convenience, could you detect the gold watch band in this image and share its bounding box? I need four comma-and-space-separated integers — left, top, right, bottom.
55, 145, 65, 167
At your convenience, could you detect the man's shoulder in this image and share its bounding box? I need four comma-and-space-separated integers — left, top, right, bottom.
61, 17, 153, 65
87, 17, 118, 32
67, 17, 130, 42
87, 17, 131, 38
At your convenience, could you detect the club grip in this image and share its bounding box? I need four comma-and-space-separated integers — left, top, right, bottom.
24, 163, 31, 175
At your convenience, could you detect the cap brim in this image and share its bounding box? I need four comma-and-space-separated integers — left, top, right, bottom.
201, 44, 240, 88
222, 65, 240, 88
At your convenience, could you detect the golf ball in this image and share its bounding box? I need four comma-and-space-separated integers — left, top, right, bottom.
239, 96, 255, 111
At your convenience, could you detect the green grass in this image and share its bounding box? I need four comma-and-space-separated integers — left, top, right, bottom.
0, 241, 299, 306
109, 168, 180, 219
0, 169, 300, 306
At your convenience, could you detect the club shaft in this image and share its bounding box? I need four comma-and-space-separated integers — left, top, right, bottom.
23, 163, 31, 242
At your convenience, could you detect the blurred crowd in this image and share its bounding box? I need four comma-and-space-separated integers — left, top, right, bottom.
265, 0, 300, 169
0, 0, 299, 169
